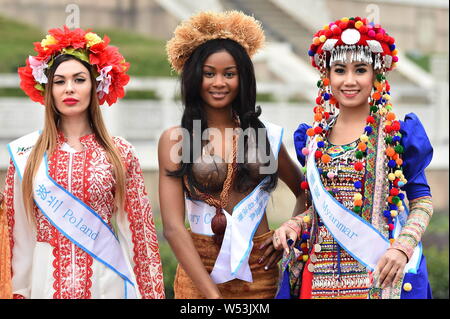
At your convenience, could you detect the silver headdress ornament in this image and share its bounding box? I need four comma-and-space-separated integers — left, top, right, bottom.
328, 45, 390, 70
329, 45, 378, 68
321, 28, 387, 70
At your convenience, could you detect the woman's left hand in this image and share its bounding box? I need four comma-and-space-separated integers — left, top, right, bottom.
258, 236, 283, 270
374, 248, 408, 289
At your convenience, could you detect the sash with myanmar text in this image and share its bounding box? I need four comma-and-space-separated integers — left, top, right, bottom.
306, 136, 421, 273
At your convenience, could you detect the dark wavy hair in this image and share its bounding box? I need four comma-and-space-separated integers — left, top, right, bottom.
168, 39, 278, 243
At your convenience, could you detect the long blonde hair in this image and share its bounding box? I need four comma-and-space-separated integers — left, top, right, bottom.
21, 55, 126, 220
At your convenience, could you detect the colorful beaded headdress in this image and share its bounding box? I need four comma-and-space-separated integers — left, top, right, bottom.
18, 26, 130, 106
166, 11, 265, 73
300, 17, 406, 245
308, 16, 398, 72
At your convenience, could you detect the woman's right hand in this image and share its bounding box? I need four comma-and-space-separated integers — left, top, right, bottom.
272, 222, 300, 254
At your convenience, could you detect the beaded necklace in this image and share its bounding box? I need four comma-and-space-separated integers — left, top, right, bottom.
184, 115, 240, 244
299, 56, 408, 265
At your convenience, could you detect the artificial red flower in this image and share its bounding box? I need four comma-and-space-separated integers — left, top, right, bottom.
18, 26, 130, 106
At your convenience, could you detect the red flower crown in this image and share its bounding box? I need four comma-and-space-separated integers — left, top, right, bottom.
18, 26, 130, 106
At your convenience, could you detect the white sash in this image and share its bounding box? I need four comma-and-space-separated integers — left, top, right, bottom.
186, 122, 284, 283
306, 136, 421, 273
8, 131, 137, 298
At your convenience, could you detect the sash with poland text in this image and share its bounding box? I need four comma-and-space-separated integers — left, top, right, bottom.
8, 131, 137, 298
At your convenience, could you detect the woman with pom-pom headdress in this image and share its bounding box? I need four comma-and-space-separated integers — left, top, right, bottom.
273, 17, 434, 299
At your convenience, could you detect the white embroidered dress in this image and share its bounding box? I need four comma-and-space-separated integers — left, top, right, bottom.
4, 133, 165, 299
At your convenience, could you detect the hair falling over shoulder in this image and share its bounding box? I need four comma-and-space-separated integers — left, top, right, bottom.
21, 55, 127, 222
169, 39, 278, 245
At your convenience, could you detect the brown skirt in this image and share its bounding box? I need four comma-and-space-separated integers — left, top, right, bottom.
174, 230, 278, 299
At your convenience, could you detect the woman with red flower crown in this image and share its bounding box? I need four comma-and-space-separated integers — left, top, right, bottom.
273, 17, 433, 299
2, 26, 165, 299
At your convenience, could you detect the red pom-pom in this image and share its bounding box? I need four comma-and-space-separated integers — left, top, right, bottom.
316, 96, 322, 104
329, 96, 337, 104
324, 112, 330, 120
385, 81, 391, 91
366, 116, 375, 124
300, 181, 309, 190
325, 29, 333, 37
384, 125, 392, 133
339, 22, 348, 30
354, 162, 364, 171
393, 178, 400, 187
375, 33, 384, 41
314, 106, 323, 113
347, 20, 355, 28
332, 27, 342, 35
390, 188, 400, 196
315, 150, 323, 159
389, 37, 396, 44
314, 126, 323, 134
391, 122, 401, 131
388, 224, 395, 231
359, 25, 368, 34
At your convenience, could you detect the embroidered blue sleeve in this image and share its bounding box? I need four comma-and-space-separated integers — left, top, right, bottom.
293, 123, 311, 166
399, 113, 433, 200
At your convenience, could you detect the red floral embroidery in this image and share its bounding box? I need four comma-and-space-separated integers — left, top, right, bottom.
4, 161, 16, 273
114, 137, 165, 299
5, 133, 164, 299
51, 228, 93, 299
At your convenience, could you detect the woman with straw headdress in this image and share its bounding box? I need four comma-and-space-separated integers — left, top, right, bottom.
159, 11, 305, 299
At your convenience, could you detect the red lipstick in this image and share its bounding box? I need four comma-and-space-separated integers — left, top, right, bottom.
63, 98, 79, 105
